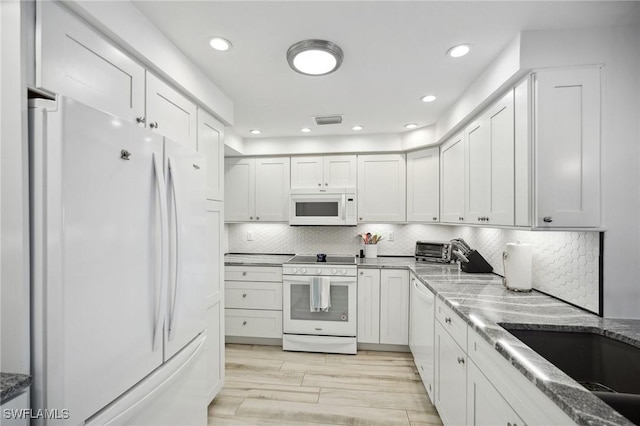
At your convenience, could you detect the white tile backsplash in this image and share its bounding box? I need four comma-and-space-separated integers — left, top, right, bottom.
227, 223, 600, 313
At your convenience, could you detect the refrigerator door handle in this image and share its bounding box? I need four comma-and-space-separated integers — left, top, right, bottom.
167, 156, 181, 341
152, 152, 169, 351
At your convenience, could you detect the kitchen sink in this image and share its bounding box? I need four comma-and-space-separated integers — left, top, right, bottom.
499, 324, 640, 424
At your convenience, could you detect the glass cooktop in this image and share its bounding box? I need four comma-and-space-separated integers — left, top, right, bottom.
286, 255, 356, 265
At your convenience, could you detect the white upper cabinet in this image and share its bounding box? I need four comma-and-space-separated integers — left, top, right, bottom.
465, 91, 515, 226
255, 157, 291, 222
291, 155, 356, 189
533, 67, 601, 228
37, 1, 145, 122
440, 133, 466, 224
407, 147, 440, 222
357, 154, 406, 222
224, 157, 290, 222
197, 110, 224, 201
146, 73, 198, 148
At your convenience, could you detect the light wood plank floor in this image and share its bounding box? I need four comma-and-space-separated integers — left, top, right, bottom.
208, 344, 443, 425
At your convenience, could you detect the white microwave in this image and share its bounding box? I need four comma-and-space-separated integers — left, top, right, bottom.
289, 188, 357, 226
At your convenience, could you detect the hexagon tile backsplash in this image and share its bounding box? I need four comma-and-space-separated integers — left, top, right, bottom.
227, 224, 600, 314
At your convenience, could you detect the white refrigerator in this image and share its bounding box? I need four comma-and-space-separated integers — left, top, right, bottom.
29, 96, 208, 425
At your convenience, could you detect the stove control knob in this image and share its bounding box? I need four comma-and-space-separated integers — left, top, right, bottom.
341, 269, 347, 274
332, 268, 337, 274
292, 268, 298, 274
317, 268, 322, 274
301, 268, 307, 274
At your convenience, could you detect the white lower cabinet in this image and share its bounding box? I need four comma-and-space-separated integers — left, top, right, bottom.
224, 266, 283, 339
357, 268, 409, 345
435, 321, 467, 426
467, 359, 523, 426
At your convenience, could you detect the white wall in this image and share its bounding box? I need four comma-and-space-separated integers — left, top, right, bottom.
400, 125, 437, 151
0, 0, 31, 374
520, 26, 640, 318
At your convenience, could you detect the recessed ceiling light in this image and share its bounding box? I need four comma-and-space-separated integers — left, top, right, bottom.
287, 39, 343, 76
249, 129, 261, 135
209, 37, 232, 51
421, 95, 437, 103
301, 128, 311, 133
352, 125, 363, 131
447, 44, 470, 58
405, 123, 419, 129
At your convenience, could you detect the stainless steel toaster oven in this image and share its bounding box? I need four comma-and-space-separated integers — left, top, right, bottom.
415, 240, 452, 263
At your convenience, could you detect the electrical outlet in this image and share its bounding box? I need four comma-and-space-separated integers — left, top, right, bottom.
388, 231, 395, 241
247, 231, 254, 241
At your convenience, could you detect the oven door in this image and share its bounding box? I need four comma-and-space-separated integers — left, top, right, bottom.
283, 276, 356, 336
289, 192, 346, 225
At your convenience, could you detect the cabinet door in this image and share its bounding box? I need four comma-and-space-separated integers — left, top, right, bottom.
357, 154, 406, 222
534, 67, 601, 228
37, 1, 145, 123
291, 156, 323, 189
255, 157, 290, 222
487, 91, 515, 226
435, 322, 467, 426
198, 110, 224, 201
440, 133, 465, 223
380, 269, 409, 345
146, 73, 197, 148
224, 158, 255, 221
467, 360, 523, 426
407, 147, 440, 222
465, 118, 490, 224
324, 155, 357, 188
357, 269, 380, 344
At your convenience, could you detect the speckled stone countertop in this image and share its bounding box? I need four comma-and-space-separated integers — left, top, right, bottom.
227, 254, 640, 425
1, 373, 31, 403
224, 253, 294, 266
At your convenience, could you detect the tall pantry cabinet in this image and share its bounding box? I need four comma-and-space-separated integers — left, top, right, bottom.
35, 0, 227, 404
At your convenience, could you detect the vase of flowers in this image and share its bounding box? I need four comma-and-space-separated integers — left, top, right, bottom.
359, 233, 382, 259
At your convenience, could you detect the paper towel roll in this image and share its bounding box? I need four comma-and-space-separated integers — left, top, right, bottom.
503, 242, 532, 291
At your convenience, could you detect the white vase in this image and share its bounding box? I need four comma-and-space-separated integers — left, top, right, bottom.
364, 244, 378, 259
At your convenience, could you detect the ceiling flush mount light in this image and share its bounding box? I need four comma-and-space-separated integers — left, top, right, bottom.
287, 39, 344, 76
405, 123, 419, 129
352, 125, 363, 131
209, 37, 232, 51
249, 129, 261, 135
421, 95, 437, 103
447, 44, 470, 58
301, 128, 311, 133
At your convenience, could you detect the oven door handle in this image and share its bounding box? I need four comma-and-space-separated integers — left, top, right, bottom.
284, 277, 356, 284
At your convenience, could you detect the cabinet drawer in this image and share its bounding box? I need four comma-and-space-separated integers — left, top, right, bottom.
225, 281, 282, 310
225, 266, 283, 282
435, 298, 467, 351
225, 309, 282, 338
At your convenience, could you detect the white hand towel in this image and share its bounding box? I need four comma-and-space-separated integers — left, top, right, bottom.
310, 277, 331, 312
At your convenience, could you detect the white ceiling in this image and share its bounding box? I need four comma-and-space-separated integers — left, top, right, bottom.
132, 1, 639, 139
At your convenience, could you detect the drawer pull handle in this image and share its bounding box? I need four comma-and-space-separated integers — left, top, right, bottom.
457, 357, 465, 365
242, 321, 247, 326
242, 293, 247, 298
445, 317, 452, 324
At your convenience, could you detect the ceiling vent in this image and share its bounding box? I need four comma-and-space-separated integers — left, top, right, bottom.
314, 115, 343, 126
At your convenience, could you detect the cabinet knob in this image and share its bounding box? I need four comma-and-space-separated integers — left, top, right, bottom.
459, 217, 464, 221
477, 217, 481, 222
242, 293, 247, 298
249, 216, 253, 220
136, 116, 146, 124
242, 271, 247, 276
318, 183, 321, 186
457, 357, 465, 365
360, 271, 364, 275
325, 183, 328, 186
543, 216, 553, 223
445, 317, 452, 324
256, 217, 260, 220
359, 217, 363, 221
149, 121, 159, 129
432, 217, 437, 221
242, 321, 247, 326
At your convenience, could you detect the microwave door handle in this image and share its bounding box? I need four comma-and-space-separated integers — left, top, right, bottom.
342, 194, 346, 220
